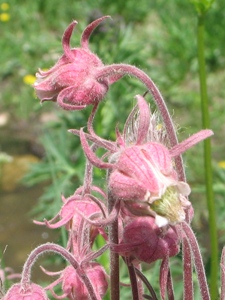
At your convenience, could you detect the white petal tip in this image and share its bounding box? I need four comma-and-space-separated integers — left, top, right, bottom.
155, 215, 168, 227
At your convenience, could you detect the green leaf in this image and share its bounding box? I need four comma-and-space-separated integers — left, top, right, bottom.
189, 0, 215, 14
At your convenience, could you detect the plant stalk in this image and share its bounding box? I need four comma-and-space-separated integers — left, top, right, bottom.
108, 190, 120, 300
197, 13, 218, 299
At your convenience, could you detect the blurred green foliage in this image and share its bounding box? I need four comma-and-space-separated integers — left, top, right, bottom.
189, 0, 215, 14
1, 0, 225, 298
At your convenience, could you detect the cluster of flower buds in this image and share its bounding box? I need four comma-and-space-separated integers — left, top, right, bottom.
3, 16, 216, 300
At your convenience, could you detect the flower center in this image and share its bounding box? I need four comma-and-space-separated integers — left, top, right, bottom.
150, 186, 185, 224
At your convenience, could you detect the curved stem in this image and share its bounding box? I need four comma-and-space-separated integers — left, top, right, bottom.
96, 64, 185, 182
21, 243, 99, 300
135, 268, 158, 300
126, 260, 140, 300
21, 243, 79, 285
87, 103, 99, 137
82, 143, 98, 194
197, 13, 218, 298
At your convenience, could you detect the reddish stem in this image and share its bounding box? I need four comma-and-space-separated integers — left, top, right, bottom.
96, 64, 185, 181
182, 236, 194, 300
108, 190, 120, 300
182, 222, 210, 300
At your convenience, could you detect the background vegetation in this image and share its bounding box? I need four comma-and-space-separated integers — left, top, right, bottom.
0, 0, 225, 298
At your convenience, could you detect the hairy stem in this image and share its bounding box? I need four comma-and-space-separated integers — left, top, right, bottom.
182, 236, 194, 300
135, 268, 158, 300
126, 261, 141, 300
96, 64, 185, 182
108, 190, 120, 300
182, 222, 210, 300
21, 243, 99, 300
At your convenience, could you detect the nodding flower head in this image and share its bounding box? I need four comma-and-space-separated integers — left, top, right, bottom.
113, 216, 180, 264
109, 95, 214, 227
34, 16, 111, 110
62, 264, 108, 300
78, 94, 213, 227
109, 141, 191, 227
34, 190, 107, 253
3, 283, 48, 300
43, 264, 108, 300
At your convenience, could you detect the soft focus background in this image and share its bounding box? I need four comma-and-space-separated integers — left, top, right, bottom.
0, 0, 225, 298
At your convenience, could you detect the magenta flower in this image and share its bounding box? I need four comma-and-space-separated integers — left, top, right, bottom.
108, 141, 191, 226
112, 216, 180, 264
2, 283, 48, 300
34, 16, 113, 110
34, 193, 103, 231
3, 243, 109, 300
77, 95, 213, 227
44, 263, 108, 300
34, 189, 109, 253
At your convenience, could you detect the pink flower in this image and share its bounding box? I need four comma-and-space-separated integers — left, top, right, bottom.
62, 264, 108, 300
77, 94, 213, 226
112, 216, 180, 264
34, 193, 103, 231
2, 283, 48, 300
108, 141, 191, 226
34, 17, 112, 110
34, 190, 108, 253
43, 264, 108, 300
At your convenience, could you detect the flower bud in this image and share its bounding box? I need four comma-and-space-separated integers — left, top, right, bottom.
118, 217, 179, 264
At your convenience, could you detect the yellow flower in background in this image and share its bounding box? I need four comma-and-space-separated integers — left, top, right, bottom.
0, 12, 10, 21
218, 161, 225, 169
1, 3, 10, 10
23, 74, 36, 85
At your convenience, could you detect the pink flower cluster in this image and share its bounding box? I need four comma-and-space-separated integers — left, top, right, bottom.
3, 16, 217, 300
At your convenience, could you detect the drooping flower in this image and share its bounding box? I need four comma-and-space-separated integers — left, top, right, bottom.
34, 193, 102, 230
37, 245, 109, 300
108, 141, 191, 226
34, 189, 108, 253
112, 216, 180, 264
3, 243, 109, 300
44, 263, 108, 300
77, 95, 213, 227
34, 16, 117, 110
